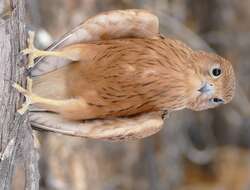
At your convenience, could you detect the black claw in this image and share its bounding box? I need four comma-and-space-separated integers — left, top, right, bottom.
18, 51, 24, 57
17, 52, 26, 62
24, 67, 33, 76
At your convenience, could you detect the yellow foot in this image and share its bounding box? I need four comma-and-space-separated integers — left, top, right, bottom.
22, 31, 70, 68
22, 31, 57, 68
12, 77, 34, 114
22, 31, 38, 69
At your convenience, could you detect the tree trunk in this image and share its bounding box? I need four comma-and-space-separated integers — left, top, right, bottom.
0, 0, 39, 189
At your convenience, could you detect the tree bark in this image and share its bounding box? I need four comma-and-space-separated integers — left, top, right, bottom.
0, 0, 39, 189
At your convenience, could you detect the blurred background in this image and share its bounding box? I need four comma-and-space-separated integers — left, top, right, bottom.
13, 0, 250, 189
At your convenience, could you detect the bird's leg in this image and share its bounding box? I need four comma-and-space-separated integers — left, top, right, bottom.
22, 31, 81, 69
13, 78, 83, 115
13, 31, 84, 114
13, 77, 33, 114
12, 78, 59, 114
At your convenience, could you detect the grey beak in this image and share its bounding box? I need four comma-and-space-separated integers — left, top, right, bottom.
198, 83, 214, 93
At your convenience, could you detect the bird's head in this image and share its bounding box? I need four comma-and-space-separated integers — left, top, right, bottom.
186, 51, 236, 111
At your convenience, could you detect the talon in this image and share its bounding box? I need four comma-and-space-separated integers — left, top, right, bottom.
21, 47, 40, 68
12, 78, 34, 115
22, 31, 38, 69
12, 83, 29, 95
24, 67, 32, 77
28, 31, 35, 45
21, 48, 35, 55
17, 101, 31, 115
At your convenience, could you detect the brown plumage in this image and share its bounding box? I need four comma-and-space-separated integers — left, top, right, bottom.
32, 36, 236, 120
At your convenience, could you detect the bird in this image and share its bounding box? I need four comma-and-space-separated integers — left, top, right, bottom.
13, 10, 236, 122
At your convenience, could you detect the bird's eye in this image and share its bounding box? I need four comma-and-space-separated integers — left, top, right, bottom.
209, 98, 224, 104
210, 65, 222, 78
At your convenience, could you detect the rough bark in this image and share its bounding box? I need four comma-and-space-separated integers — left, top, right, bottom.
0, 0, 39, 189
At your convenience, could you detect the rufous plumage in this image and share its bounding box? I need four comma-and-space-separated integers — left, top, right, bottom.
14, 10, 236, 122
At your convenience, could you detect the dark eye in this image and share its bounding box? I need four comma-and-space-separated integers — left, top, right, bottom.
212, 68, 221, 76
210, 65, 222, 78
210, 98, 224, 104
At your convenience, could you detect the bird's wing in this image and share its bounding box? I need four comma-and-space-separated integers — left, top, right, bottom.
46, 9, 159, 50
31, 9, 159, 76
30, 112, 164, 141
29, 9, 164, 140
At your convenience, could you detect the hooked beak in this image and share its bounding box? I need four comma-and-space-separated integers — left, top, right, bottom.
198, 83, 214, 94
